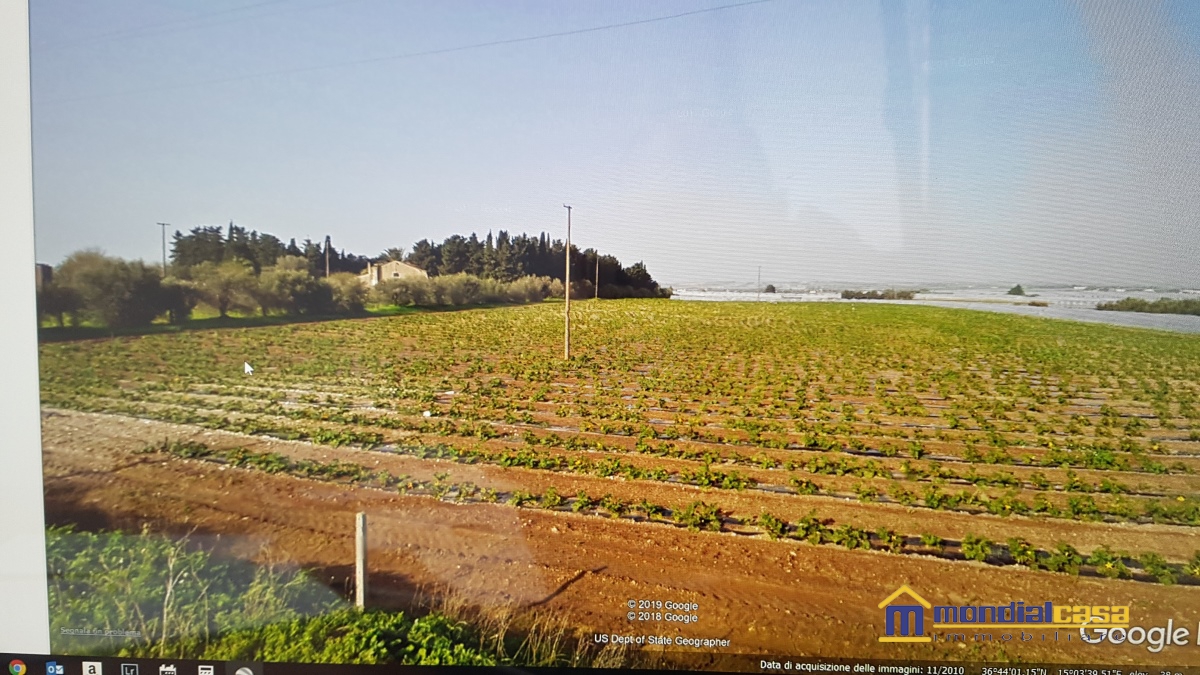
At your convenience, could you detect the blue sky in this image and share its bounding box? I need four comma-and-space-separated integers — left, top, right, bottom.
28, 0, 1200, 286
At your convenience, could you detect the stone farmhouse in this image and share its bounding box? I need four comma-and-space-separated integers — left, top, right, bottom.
358, 260, 428, 287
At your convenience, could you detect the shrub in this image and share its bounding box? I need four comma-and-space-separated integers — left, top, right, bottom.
1097, 297, 1200, 316
158, 277, 200, 324
205, 609, 495, 665
256, 258, 331, 315
55, 250, 166, 326
46, 525, 340, 658
840, 289, 915, 300
36, 282, 84, 327
505, 276, 554, 303
372, 274, 553, 308
326, 273, 368, 313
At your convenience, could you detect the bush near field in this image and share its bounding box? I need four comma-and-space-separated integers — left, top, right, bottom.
1097, 297, 1200, 316
370, 274, 670, 308
36, 252, 376, 328
841, 289, 916, 300
46, 525, 600, 666
371, 273, 553, 308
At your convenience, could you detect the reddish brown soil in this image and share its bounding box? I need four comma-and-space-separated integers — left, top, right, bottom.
42, 409, 1200, 667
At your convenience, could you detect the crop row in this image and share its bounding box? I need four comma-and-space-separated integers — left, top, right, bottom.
141, 438, 1200, 586
378, 438, 1200, 526
103, 381, 1199, 466
61, 385, 1197, 478
49, 393, 1200, 526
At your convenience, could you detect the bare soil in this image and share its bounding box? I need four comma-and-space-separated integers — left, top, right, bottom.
42, 408, 1200, 667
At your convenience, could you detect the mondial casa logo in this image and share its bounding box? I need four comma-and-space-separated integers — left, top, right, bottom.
877, 585, 1130, 642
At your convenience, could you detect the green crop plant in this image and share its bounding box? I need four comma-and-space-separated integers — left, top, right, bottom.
675, 501, 723, 532
599, 494, 625, 517
37, 300, 1200, 589
791, 512, 829, 545
1086, 545, 1131, 579
888, 483, 917, 507
874, 527, 904, 554
1006, 538, 1039, 569
1042, 543, 1083, 575
756, 512, 788, 540
539, 487, 563, 509
961, 534, 992, 563
919, 532, 944, 552
633, 499, 664, 519
506, 490, 536, 507
1138, 552, 1177, 585
830, 524, 870, 551
571, 492, 594, 513
853, 482, 879, 502
986, 492, 1029, 517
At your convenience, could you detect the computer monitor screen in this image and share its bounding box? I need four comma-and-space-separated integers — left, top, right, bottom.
20, 0, 1200, 672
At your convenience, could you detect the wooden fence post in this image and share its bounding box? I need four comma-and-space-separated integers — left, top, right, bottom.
355, 512, 367, 609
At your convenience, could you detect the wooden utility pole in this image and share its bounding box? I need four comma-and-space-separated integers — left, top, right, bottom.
354, 512, 367, 609
157, 223, 170, 276
563, 205, 572, 360
324, 235, 332, 277
595, 256, 599, 299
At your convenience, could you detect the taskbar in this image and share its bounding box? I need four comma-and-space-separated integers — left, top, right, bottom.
4, 655, 1197, 675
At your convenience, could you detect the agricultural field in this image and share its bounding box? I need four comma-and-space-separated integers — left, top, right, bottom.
38, 300, 1200, 667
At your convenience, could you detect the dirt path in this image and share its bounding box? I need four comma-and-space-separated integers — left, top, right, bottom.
41, 409, 1200, 666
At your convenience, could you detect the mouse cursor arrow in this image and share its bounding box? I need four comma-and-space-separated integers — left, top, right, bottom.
244, 362, 254, 375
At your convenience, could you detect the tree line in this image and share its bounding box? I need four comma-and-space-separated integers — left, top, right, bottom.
404, 231, 666, 299
169, 224, 371, 276
168, 224, 666, 296
36, 224, 668, 329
